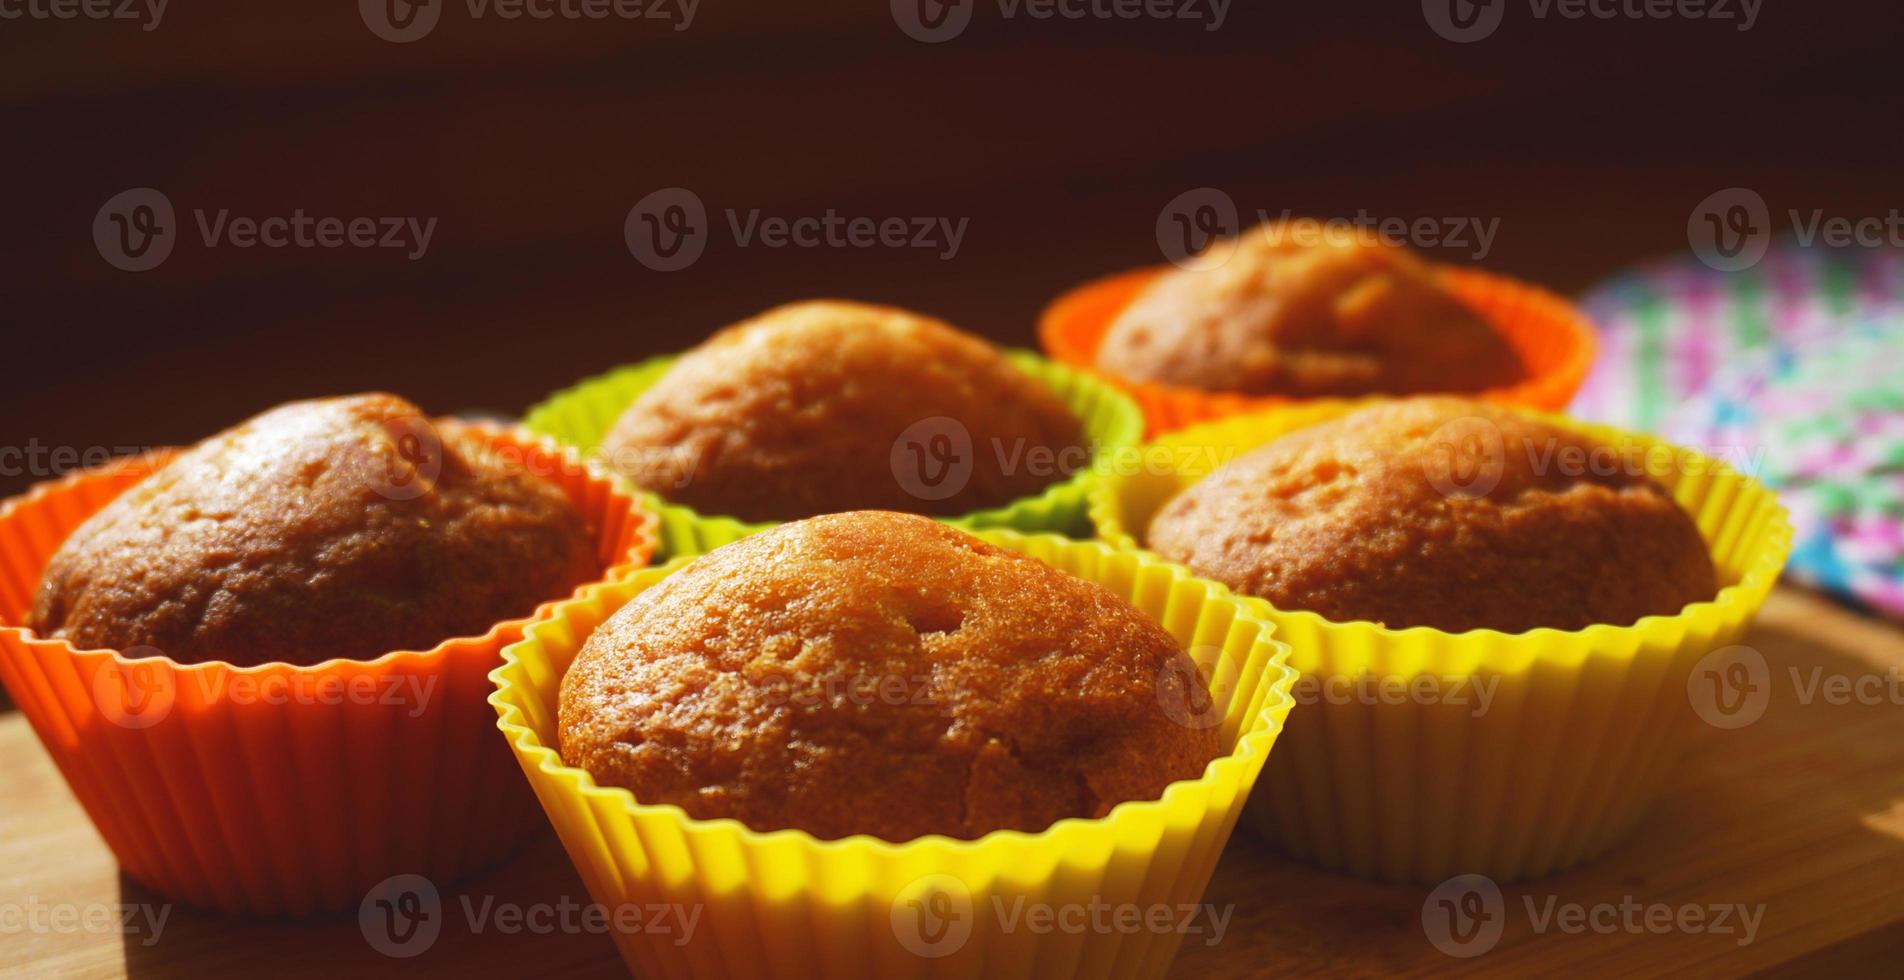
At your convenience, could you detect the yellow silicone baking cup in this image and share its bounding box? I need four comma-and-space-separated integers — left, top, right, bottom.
490, 530, 1298, 980
1091, 402, 1794, 884
522, 351, 1145, 558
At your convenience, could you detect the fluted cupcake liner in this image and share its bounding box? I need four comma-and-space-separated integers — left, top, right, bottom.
0, 424, 659, 915
1091, 404, 1793, 884
1039, 264, 1597, 436
521, 351, 1146, 558
489, 530, 1299, 980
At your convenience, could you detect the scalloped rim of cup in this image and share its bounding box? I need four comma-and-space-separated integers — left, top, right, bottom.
1088, 400, 1796, 669
0, 421, 661, 678
1038, 264, 1600, 416
487, 528, 1301, 858
520, 349, 1148, 536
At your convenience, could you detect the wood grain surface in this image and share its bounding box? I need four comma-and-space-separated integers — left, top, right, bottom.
4, 587, 1902, 978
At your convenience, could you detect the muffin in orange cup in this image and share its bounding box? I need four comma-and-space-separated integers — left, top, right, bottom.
1040, 223, 1595, 435
0, 395, 658, 915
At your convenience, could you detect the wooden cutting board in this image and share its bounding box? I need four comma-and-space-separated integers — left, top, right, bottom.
4, 587, 1902, 978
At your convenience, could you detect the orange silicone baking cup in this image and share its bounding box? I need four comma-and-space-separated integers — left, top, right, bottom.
1038, 264, 1598, 436
0, 423, 658, 916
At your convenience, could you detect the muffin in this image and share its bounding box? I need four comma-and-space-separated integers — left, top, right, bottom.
29, 393, 600, 667
559, 510, 1220, 841
1146, 397, 1718, 633
597, 300, 1088, 522
1096, 223, 1525, 397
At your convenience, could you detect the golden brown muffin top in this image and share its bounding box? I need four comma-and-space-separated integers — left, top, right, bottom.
559, 511, 1220, 842
598, 300, 1087, 522
30, 393, 600, 667
1096, 223, 1524, 397
1147, 398, 1718, 633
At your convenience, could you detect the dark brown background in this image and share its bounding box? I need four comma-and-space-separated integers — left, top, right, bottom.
2, 0, 1901, 501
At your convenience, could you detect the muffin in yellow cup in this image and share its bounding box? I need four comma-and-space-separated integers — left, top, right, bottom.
1091, 400, 1792, 884
489, 522, 1298, 980
523, 301, 1145, 558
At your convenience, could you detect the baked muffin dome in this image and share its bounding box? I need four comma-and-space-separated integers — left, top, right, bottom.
1096, 224, 1524, 397
1147, 398, 1718, 633
30, 394, 599, 667
598, 301, 1087, 522
559, 511, 1219, 842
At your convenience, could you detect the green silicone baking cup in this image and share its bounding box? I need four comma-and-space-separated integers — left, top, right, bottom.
522, 350, 1145, 559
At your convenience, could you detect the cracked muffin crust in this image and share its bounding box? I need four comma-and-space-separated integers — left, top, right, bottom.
1096, 223, 1525, 397
597, 300, 1087, 522
1147, 398, 1718, 634
29, 393, 600, 667
558, 511, 1220, 842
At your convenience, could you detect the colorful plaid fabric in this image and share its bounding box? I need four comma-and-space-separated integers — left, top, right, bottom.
1573, 246, 1904, 432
